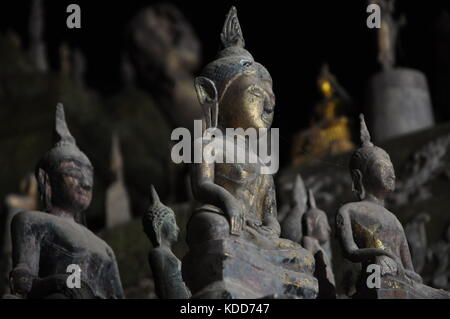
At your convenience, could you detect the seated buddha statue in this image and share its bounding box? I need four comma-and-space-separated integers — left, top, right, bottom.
182, 7, 318, 299
336, 114, 450, 299
7, 104, 124, 299
291, 64, 354, 166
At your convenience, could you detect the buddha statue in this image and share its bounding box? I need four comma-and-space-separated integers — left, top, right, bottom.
302, 190, 335, 298
182, 7, 318, 299
7, 104, 124, 299
142, 185, 190, 299
280, 174, 308, 243
336, 114, 450, 299
291, 64, 354, 166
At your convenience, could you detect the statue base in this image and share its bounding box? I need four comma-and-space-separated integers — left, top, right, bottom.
182, 237, 318, 299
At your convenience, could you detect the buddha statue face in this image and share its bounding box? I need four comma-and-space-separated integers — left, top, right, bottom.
218, 71, 275, 130
366, 153, 396, 194
351, 148, 396, 200
146, 214, 179, 248
350, 114, 395, 201
161, 214, 180, 246
305, 212, 331, 244
39, 159, 93, 215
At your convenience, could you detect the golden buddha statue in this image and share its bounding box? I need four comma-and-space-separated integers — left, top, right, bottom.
182, 7, 318, 299
291, 64, 354, 166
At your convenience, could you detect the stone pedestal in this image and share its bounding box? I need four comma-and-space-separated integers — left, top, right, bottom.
182, 237, 318, 299
365, 68, 434, 143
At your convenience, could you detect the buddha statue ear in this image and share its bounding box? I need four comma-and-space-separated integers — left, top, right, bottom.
351, 169, 365, 200
194, 76, 218, 129
37, 168, 52, 211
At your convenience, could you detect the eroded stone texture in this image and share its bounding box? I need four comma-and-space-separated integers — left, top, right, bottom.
183, 237, 317, 299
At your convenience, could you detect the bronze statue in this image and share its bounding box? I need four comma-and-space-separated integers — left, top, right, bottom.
291, 64, 354, 166
336, 114, 449, 298
182, 7, 318, 299
7, 104, 124, 299
142, 185, 190, 299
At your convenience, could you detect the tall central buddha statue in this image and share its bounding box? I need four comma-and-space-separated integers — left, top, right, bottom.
182, 7, 318, 299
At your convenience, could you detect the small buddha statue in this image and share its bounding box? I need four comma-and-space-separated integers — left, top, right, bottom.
291, 64, 354, 166
183, 7, 317, 299
7, 104, 124, 299
302, 190, 335, 298
336, 114, 450, 299
142, 185, 190, 299
280, 174, 308, 243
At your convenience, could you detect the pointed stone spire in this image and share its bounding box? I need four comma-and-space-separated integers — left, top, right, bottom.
220, 6, 245, 48
359, 114, 374, 148
54, 103, 76, 146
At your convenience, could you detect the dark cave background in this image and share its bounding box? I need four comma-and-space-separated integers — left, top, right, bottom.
2, 0, 450, 166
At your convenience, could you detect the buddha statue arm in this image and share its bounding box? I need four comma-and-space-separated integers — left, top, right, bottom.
336, 208, 398, 263
9, 212, 42, 297
191, 162, 243, 234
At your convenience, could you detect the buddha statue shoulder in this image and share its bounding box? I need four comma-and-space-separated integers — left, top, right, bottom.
8, 104, 124, 299
336, 114, 450, 299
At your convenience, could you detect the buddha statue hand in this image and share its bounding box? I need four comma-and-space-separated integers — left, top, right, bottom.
246, 220, 278, 239
377, 255, 398, 276
230, 213, 245, 236
9, 265, 35, 297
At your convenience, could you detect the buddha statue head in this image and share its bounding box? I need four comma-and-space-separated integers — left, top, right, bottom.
35, 103, 93, 216
194, 7, 275, 131
143, 185, 179, 248
303, 190, 330, 244
349, 114, 395, 201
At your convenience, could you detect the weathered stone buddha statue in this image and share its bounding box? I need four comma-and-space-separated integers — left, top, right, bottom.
336, 114, 449, 299
7, 104, 124, 299
142, 185, 190, 299
302, 190, 335, 298
182, 7, 318, 299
